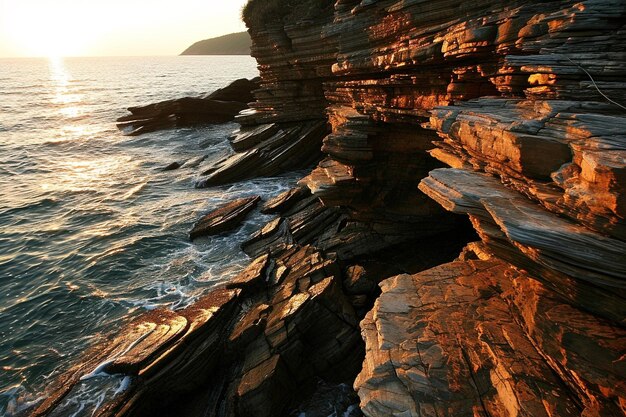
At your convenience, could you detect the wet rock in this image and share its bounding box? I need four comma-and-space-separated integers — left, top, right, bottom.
180, 155, 207, 169
31, 246, 364, 417
117, 98, 245, 136
196, 120, 328, 187
162, 161, 182, 171
226, 253, 270, 293
189, 196, 261, 240
116, 77, 260, 136
102, 309, 188, 376
242, 194, 345, 259
261, 185, 311, 215
229, 123, 280, 152
204, 77, 259, 104
27, 287, 242, 417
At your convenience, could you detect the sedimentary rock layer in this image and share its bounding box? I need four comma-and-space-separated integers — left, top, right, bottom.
116, 78, 260, 136
197, 120, 327, 187
356, 256, 626, 417
26, 0, 626, 416
419, 168, 626, 323
189, 196, 261, 240
317, 1, 626, 416
27, 246, 363, 417
194, 0, 339, 187
427, 99, 626, 240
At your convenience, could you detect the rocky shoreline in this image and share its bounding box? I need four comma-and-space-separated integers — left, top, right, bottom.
20, 0, 625, 416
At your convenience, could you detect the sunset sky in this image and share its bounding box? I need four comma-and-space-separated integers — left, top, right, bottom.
0, 0, 248, 58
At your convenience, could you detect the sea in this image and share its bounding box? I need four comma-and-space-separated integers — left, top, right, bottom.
0, 56, 301, 415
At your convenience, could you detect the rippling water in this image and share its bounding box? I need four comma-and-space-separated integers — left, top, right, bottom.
0, 56, 297, 415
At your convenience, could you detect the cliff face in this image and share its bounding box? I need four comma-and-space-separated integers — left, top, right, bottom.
195, 2, 337, 187
26, 1, 625, 417
240, 0, 626, 416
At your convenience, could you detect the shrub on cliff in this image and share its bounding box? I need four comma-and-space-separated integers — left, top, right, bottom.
242, 0, 334, 28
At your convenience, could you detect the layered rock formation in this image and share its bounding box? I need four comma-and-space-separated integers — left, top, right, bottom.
27, 246, 363, 417
334, 0, 626, 415
116, 78, 260, 136
189, 196, 261, 240
24, 0, 626, 416
356, 252, 625, 417
195, 1, 339, 187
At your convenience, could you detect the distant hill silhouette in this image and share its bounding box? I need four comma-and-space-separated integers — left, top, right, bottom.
180, 32, 252, 56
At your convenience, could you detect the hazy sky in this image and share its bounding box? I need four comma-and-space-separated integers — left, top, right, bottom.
0, 0, 249, 57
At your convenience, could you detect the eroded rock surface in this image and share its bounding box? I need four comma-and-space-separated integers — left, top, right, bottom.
27, 246, 363, 417
27, 0, 626, 416
356, 256, 626, 417
197, 120, 327, 187
420, 168, 626, 323
427, 99, 626, 240
193, 1, 338, 186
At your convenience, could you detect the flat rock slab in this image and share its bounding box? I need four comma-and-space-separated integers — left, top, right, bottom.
116, 78, 260, 136
427, 98, 626, 240
189, 196, 261, 240
102, 310, 188, 376
196, 120, 327, 188
230, 123, 280, 152
419, 168, 626, 323
226, 253, 270, 292
261, 185, 311, 214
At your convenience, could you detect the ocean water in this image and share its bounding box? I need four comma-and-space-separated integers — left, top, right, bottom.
0, 56, 298, 415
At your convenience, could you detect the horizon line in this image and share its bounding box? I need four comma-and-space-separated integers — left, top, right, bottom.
0, 54, 253, 59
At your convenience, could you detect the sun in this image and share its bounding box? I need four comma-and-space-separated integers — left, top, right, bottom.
2, 1, 102, 57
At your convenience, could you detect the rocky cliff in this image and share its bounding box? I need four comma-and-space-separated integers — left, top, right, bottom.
316, 1, 626, 416
25, 1, 625, 416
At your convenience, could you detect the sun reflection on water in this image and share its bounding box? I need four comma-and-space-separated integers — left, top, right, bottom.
41, 58, 131, 194
40, 156, 133, 194
47, 57, 88, 140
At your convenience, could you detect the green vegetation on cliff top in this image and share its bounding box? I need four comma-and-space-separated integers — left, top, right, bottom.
180, 32, 251, 56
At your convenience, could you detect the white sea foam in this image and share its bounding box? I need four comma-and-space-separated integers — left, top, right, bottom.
80, 327, 155, 381
113, 376, 132, 396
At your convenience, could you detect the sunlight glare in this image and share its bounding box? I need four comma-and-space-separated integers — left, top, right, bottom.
3, 2, 106, 57
47, 57, 91, 141
1, 0, 250, 57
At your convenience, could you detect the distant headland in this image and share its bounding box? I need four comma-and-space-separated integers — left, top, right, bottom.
180, 31, 251, 56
